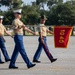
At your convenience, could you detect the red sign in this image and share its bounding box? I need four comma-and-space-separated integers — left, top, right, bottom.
54, 26, 73, 48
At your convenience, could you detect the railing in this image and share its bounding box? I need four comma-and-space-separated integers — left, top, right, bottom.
4, 25, 75, 36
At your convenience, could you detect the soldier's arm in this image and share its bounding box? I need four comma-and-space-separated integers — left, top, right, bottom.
22, 25, 36, 35
4, 30, 14, 38
47, 29, 53, 34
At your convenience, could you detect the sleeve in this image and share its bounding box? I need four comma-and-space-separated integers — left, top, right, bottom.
12, 20, 19, 29
38, 26, 42, 33
37, 24, 42, 32
12, 20, 24, 29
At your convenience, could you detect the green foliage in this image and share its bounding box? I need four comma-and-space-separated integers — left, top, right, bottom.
11, 0, 23, 9
36, 0, 48, 10
47, 3, 75, 26
0, 0, 75, 26
0, 0, 23, 9
0, 0, 10, 6
47, 0, 63, 9
1, 10, 14, 25
22, 5, 40, 25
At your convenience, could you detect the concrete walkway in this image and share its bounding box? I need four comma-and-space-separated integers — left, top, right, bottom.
0, 36, 75, 75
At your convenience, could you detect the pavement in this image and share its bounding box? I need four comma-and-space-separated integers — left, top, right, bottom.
0, 36, 75, 75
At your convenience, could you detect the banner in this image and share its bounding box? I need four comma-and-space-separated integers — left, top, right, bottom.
54, 26, 73, 48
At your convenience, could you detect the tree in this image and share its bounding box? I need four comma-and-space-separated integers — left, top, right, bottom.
11, 0, 23, 9
2, 10, 14, 25
47, 3, 75, 25
36, 0, 48, 10
0, 0, 10, 7
0, 0, 23, 10
47, 0, 63, 9
0, 0, 75, 26
22, 5, 40, 25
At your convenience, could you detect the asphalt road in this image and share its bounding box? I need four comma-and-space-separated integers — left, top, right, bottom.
0, 36, 75, 75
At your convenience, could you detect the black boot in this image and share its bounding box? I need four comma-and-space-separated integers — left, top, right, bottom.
9, 66, 18, 69
33, 60, 41, 63
0, 61, 4, 64
51, 58, 57, 63
27, 64, 36, 69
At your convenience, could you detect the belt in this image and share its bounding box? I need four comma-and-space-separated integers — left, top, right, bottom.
42, 36, 46, 38
15, 33, 23, 35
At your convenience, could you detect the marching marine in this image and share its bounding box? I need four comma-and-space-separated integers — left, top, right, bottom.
33, 15, 57, 63
9, 9, 36, 69
0, 15, 13, 64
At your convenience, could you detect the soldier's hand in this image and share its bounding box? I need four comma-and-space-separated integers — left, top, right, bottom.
11, 35, 14, 38
41, 38, 45, 44
34, 32, 36, 35
21, 25, 25, 28
3, 38, 6, 42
